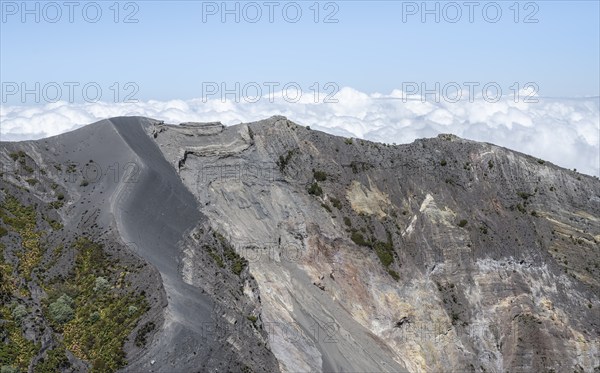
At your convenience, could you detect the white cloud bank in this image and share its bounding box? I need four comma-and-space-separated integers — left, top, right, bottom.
1, 87, 598, 176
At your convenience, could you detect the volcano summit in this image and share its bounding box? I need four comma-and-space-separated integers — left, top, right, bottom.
0, 116, 598, 372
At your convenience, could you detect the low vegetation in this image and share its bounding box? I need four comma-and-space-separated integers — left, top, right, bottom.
0, 304, 39, 372
207, 232, 248, 276
373, 236, 394, 267
134, 322, 156, 348
307, 182, 323, 196
246, 315, 258, 325
351, 231, 370, 247
33, 344, 70, 372
55, 238, 148, 372
313, 170, 327, 182
0, 189, 149, 373
517, 191, 534, 200
330, 198, 342, 210
0, 195, 44, 281
277, 150, 295, 172
350, 161, 372, 174
48, 295, 74, 324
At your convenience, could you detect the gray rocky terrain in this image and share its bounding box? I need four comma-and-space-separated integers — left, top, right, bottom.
1, 116, 599, 372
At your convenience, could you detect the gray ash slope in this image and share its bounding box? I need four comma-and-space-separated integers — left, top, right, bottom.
0, 117, 279, 373
1, 115, 599, 372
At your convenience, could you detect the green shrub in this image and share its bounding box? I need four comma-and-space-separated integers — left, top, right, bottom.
208, 250, 224, 268
89, 311, 101, 323
344, 138, 353, 145
374, 241, 394, 267
351, 232, 369, 247
1, 366, 19, 373
458, 219, 468, 227
80, 180, 89, 187
321, 203, 332, 213
34, 346, 70, 372
331, 198, 342, 209
0, 227, 7, 237
388, 269, 400, 281
134, 322, 156, 347
127, 305, 139, 316
313, 170, 327, 181
45, 218, 62, 231
231, 259, 246, 275
488, 160, 494, 169
219, 240, 247, 276
440, 160, 447, 166
517, 192, 533, 200
277, 150, 294, 172
49, 201, 64, 209
57, 294, 73, 307
12, 304, 27, 322
49, 295, 74, 324
307, 182, 323, 196
93, 276, 110, 292
56, 193, 65, 201
451, 312, 460, 323
343, 217, 351, 227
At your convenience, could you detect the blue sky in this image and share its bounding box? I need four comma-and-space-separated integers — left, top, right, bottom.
1, 0, 599, 104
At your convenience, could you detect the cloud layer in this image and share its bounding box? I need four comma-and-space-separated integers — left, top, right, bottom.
1, 87, 598, 176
